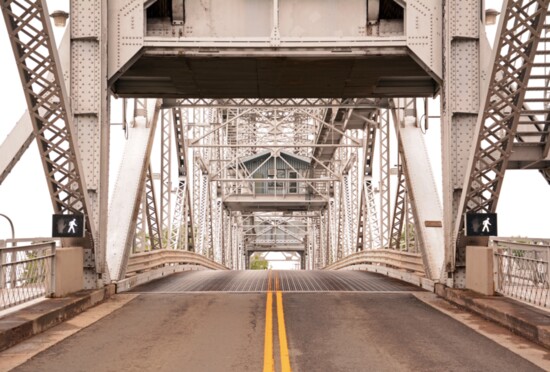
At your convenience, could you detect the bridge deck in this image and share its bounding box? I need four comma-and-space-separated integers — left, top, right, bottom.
129, 270, 421, 293
7, 271, 544, 372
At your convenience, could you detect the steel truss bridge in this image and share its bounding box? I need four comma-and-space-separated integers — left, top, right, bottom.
0, 0, 549, 294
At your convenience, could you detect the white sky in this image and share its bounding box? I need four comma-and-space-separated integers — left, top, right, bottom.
0, 0, 548, 241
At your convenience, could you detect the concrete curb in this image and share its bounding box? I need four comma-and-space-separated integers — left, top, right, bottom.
435, 284, 550, 349
0, 284, 115, 352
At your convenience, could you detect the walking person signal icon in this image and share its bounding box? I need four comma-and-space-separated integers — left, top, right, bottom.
52, 214, 85, 238
465, 213, 497, 237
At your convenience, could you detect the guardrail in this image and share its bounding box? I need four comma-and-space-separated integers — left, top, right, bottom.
0, 240, 56, 310
126, 249, 228, 277
323, 249, 425, 276
492, 238, 550, 308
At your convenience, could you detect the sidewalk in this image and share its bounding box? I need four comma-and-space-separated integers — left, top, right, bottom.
435, 284, 550, 349
0, 285, 115, 352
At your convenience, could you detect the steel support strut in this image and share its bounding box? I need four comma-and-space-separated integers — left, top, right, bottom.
1, 1, 96, 246
455, 0, 550, 270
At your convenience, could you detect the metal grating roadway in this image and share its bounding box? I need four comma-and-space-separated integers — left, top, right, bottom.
130, 270, 421, 293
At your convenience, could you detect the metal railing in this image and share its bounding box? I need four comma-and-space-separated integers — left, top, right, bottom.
323, 249, 425, 276
493, 238, 550, 308
126, 249, 228, 277
0, 240, 56, 311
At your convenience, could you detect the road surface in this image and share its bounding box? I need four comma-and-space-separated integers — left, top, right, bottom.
9, 270, 545, 371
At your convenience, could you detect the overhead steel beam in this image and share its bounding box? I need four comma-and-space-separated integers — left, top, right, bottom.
163, 98, 386, 109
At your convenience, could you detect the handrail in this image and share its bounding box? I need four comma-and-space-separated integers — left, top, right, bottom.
126, 249, 228, 277
492, 238, 550, 307
1, 241, 56, 310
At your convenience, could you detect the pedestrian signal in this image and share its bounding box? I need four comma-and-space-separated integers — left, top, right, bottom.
52, 214, 85, 238
465, 213, 497, 237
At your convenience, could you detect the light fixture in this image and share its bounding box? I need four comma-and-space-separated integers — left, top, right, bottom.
50, 10, 69, 27
485, 8, 500, 25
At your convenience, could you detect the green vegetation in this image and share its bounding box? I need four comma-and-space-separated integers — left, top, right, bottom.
250, 253, 269, 270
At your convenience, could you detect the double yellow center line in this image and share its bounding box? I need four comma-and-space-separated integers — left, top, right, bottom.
263, 270, 292, 372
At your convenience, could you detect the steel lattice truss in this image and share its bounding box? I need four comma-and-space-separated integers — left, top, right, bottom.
456, 0, 550, 259
9, 0, 550, 285
164, 98, 385, 109
1, 0, 95, 244
144, 166, 163, 251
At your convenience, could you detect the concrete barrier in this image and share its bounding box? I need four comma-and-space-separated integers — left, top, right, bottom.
53, 247, 84, 297
465, 245, 494, 296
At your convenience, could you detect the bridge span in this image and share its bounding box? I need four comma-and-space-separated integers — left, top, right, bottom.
1, 0, 550, 370
2, 270, 546, 372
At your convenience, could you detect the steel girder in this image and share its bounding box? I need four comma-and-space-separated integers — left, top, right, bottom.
1, 1, 96, 247
441, 0, 484, 286
106, 99, 160, 280
0, 112, 33, 185
70, 0, 110, 285
356, 119, 381, 251
455, 0, 550, 268
170, 108, 195, 251
391, 98, 444, 280
170, 179, 188, 250
378, 109, 391, 249
389, 166, 407, 251
163, 98, 385, 109
160, 109, 172, 246
133, 191, 147, 253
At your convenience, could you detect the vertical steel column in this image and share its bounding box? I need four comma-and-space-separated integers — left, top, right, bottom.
357, 122, 379, 250
170, 179, 186, 250
160, 109, 172, 248
133, 192, 147, 253
341, 173, 354, 256
389, 166, 407, 250
378, 109, 391, 248
328, 198, 338, 263
364, 180, 381, 249
442, 0, 483, 285
70, 0, 109, 286
144, 165, 163, 251
171, 108, 194, 251
320, 210, 328, 267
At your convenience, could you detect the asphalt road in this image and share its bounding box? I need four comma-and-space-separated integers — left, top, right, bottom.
11, 271, 544, 372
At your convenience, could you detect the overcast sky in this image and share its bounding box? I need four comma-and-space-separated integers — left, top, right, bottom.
0, 0, 548, 241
